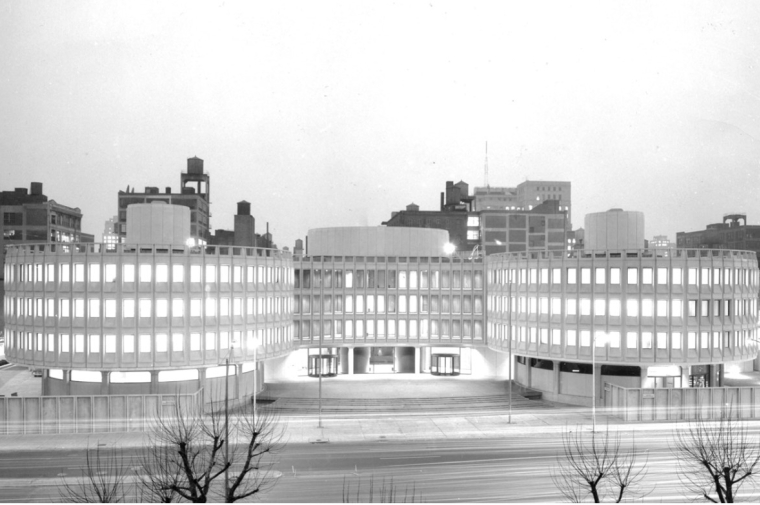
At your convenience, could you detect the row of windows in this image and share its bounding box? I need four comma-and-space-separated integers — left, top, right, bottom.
5, 327, 291, 355
4, 263, 291, 286
490, 325, 756, 351
294, 268, 484, 290
4, 296, 292, 319
295, 319, 485, 339
488, 296, 758, 319
294, 294, 484, 315
489, 266, 758, 288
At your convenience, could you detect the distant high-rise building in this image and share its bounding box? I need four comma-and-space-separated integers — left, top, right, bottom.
650, 235, 673, 249
102, 215, 121, 246
116, 156, 210, 244
1, 182, 93, 279
383, 180, 569, 255
473, 180, 572, 229
209, 200, 277, 249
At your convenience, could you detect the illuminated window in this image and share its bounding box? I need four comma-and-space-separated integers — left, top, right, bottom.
220, 265, 230, 283
580, 298, 591, 316
74, 299, 85, 318
60, 299, 70, 317
155, 299, 168, 318
205, 332, 216, 350
594, 299, 605, 316
233, 298, 242, 316
74, 263, 85, 282
595, 268, 605, 284
688, 332, 696, 349
580, 330, 591, 347
89, 264, 100, 283
467, 216, 480, 227
610, 268, 620, 284
220, 298, 230, 317
626, 268, 638, 285
567, 268, 577, 284
567, 330, 577, 346
233, 266, 242, 283
626, 299, 638, 317
104, 264, 117, 283
171, 298, 183, 317
642, 268, 653, 285
121, 264, 135, 283
47, 333, 54, 352
172, 333, 184, 352
156, 333, 168, 353
626, 332, 637, 349
75, 334, 85, 353
156, 264, 168, 282
172, 264, 184, 283
60, 264, 71, 283
672, 299, 682, 317
138, 264, 151, 283
90, 334, 100, 353
642, 332, 652, 349
105, 334, 116, 353
61, 334, 70, 353
205, 265, 216, 283
657, 300, 667, 317
673, 268, 682, 285
609, 332, 620, 348
567, 299, 577, 315
140, 334, 151, 352
139, 299, 151, 318
642, 299, 653, 317
88, 299, 100, 318
657, 268, 668, 285
205, 298, 216, 317
190, 265, 202, 282
190, 333, 201, 351
220, 332, 229, 349
672, 332, 682, 349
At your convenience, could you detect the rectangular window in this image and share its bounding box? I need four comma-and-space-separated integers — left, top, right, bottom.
156, 299, 168, 318
89, 264, 100, 283
567, 268, 577, 284
609, 299, 621, 317
173, 264, 184, 283
657, 268, 668, 285
593, 299, 605, 316
581, 268, 591, 284
172, 298, 184, 317
688, 300, 697, 317
88, 299, 100, 318
123, 334, 135, 353
220, 298, 230, 317
220, 265, 230, 283
191, 265, 202, 283
190, 333, 201, 351
105, 334, 116, 353
657, 299, 667, 317
123, 264, 135, 283
139, 299, 151, 318
672, 268, 682, 285
567, 299, 577, 316
233, 266, 242, 283
641, 332, 652, 349
642, 268, 653, 285
626, 332, 637, 349
609, 331, 621, 348
75, 334, 85, 353
595, 268, 605, 285
627, 268, 638, 285
688, 268, 697, 285
156, 334, 168, 353
90, 335, 100, 353
205, 265, 216, 283
60, 264, 70, 283
140, 334, 151, 353
580, 330, 591, 347
74, 264, 85, 282
672, 332, 682, 350
580, 298, 591, 316
567, 330, 577, 346
205, 332, 216, 350
551, 297, 561, 315
610, 268, 620, 285
701, 268, 709, 286
60, 299, 70, 317
657, 332, 667, 349
552, 268, 561, 284
642, 299, 653, 317
156, 264, 168, 283
74, 299, 85, 318
205, 298, 216, 317
672, 299, 683, 318
61, 334, 70, 353
105, 264, 117, 283
172, 333, 184, 352
626, 299, 638, 317
139, 264, 151, 283
540, 268, 549, 284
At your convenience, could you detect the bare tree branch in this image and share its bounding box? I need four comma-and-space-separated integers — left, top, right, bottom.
60, 443, 131, 503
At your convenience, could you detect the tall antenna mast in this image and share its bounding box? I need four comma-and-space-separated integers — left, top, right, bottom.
484, 141, 489, 188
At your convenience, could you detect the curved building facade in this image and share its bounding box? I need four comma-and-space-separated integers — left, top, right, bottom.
2, 242, 294, 399
487, 248, 759, 405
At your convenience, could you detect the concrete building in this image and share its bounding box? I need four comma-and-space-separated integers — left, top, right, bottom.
102, 216, 121, 247
2, 203, 292, 400
649, 235, 673, 250
1, 183, 93, 281
677, 214, 760, 268
384, 181, 569, 256
209, 201, 277, 249
473, 180, 572, 227
117, 157, 211, 244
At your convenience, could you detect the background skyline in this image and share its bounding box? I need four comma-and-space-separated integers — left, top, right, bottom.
2, 0, 760, 249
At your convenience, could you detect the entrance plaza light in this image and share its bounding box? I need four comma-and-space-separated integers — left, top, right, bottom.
591, 331, 609, 433
443, 242, 456, 255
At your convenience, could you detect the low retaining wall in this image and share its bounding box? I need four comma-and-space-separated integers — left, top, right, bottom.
605, 383, 760, 422
0, 390, 202, 435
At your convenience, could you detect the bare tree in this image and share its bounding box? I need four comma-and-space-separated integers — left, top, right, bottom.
671, 411, 760, 503
60, 444, 131, 503
140, 395, 284, 503
343, 475, 422, 503
552, 426, 648, 503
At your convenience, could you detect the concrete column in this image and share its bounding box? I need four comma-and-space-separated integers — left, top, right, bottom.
526, 359, 532, 388
681, 366, 690, 389
414, 347, 420, 374
348, 347, 354, 375
150, 370, 159, 395
63, 369, 72, 395
552, 360, 561, 395
593, 364, 603, 405
235, 364, 243, 400
100, 371, 110, 395
639, 365, 650, 389
42, 370, 50, 396
198, 368, 207, 404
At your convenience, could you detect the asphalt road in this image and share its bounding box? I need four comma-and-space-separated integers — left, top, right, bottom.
1, 423, 751, 503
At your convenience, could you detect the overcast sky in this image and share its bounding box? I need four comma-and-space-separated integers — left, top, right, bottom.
2, 0, 760, 249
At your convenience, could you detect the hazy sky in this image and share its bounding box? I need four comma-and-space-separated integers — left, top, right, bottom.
2, 0, 760, 249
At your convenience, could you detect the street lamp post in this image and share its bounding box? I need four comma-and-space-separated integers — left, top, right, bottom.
508, 268, 512, 424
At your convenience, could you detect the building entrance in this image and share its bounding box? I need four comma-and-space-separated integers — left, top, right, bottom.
307, 354, 338, 377
430, 353, 460, 376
